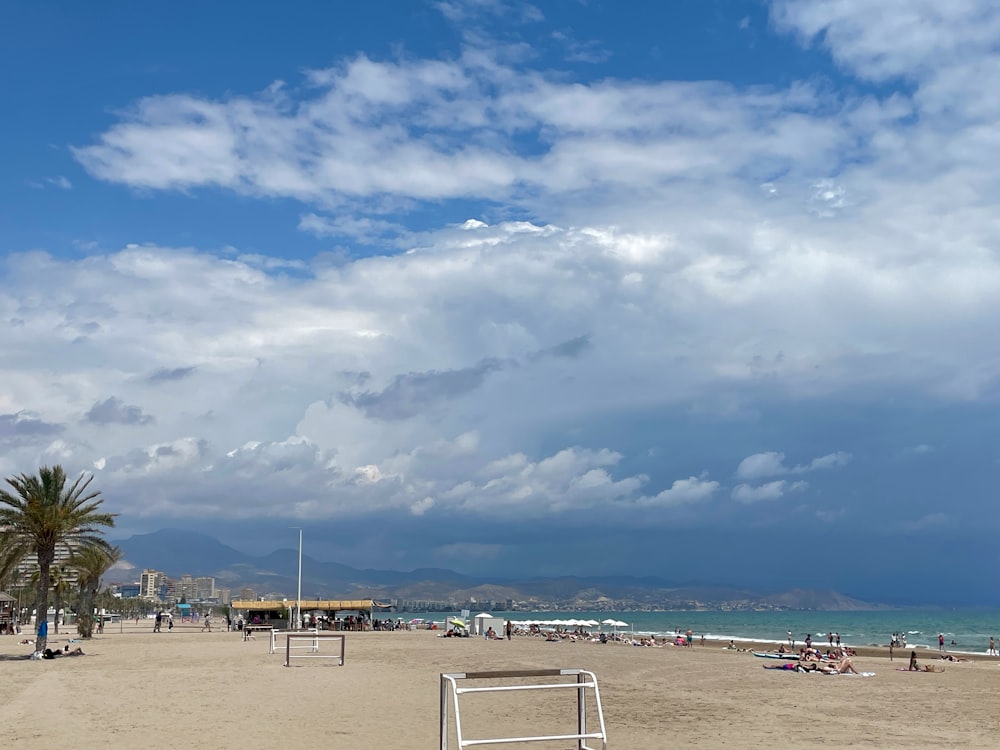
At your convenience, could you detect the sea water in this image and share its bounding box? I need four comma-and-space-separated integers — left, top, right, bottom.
398, 610, 1000, 655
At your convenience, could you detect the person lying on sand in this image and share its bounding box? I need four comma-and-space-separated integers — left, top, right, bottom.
939, 654, 969, 662
42, 646, 85, 659
816, 657, 859, 675
764, 662, 807, 671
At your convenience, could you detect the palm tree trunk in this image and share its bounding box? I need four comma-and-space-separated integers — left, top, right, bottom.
53, 589, 61, 635
35, 558, 51, 652
77, 587, 95, 639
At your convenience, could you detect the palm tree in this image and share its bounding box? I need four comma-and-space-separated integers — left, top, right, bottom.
29, 563, 73, 634
0, 465, 116, 652
72, 544, 122, 638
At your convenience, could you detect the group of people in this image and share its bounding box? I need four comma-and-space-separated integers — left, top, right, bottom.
150, 611, 225, 632
764, 655, 862, 674
152, 611, 173, 632
786, 631, 841, 649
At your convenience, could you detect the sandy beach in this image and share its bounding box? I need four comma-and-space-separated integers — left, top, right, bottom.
3, 623, 1000, 748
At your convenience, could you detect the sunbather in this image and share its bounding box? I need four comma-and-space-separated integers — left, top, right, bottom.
816, 656, 859, 674
763, 662, 800, 671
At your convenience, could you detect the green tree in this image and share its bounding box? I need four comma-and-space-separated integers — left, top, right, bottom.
70, 546, 122, 638
72, 544, 122, 638
0, 465, 116, 652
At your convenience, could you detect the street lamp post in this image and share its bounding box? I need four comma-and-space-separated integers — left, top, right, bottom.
292, 528, 303, 630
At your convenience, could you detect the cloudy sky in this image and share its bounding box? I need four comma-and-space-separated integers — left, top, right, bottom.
3, 0, 1000, 603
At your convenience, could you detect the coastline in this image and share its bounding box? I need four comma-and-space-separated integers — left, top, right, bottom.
403, 608, 1000, 657
4, 621, 1000, 748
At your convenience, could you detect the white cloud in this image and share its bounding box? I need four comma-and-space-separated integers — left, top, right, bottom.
735, 451, 788, 480
898, 512, 953, 532
805, 451, 851, 471
70, 49, 880, 219
645, 476, 720, 507
736, 450, 851, 479
732, 479, 808, 503
27, 176, 73, 190
771, 0, 1000, 83
732, 480, 788, 503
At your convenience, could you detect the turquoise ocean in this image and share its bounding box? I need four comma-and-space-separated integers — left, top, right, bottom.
397, 610, 1000, 655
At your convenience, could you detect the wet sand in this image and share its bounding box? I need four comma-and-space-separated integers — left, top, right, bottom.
3, 623, 999, 748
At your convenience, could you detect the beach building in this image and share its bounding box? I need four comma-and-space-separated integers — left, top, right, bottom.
230, 598, 391, 629
0, 591, 15, 633
471, 612, 505, 636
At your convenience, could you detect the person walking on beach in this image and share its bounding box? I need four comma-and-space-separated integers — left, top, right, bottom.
201, 613, 212, 632
990, 637, 996, 656
787, 630, 793, 647
505, 620, 512, 640
153, 611, 162, 633
938, 633, 945, 652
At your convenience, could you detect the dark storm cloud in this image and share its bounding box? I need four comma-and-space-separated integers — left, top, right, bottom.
529, 334, 593, 361
0, 411, 64, 439
83, 396, 155, 426
341, 358, 504, 420
147, 366, 197, 383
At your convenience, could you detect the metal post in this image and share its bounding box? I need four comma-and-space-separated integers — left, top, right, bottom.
296, 528, 303, 630
288, 528, 303, 630
440, 674, 449, 750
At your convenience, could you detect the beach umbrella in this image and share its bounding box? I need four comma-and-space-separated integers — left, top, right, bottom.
450, 618, 466, 628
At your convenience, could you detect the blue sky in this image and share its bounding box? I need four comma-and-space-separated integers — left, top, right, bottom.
3, 0, 1000, 604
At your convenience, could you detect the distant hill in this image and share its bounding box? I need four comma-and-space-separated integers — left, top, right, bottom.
113, 529, 885, 611
115, 529, 251, 573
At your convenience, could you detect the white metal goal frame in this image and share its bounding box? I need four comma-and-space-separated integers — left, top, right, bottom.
268, 627, 319, 655
439, 668, 607, 750
283, 632, 346, 667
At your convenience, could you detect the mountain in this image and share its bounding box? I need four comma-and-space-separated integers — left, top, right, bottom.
114, 529, 251, 573
112, 529, 884, 610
